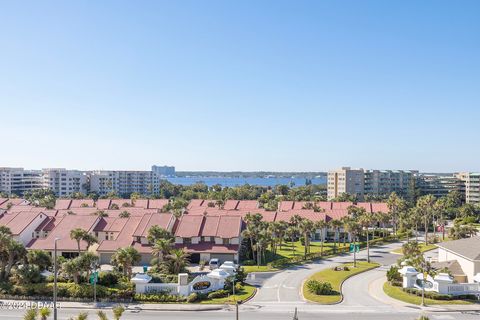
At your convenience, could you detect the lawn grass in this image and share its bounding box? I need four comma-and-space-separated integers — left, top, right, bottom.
392, 237, 451, 255
383, 282, 473, 305
302, 261, 380, 304
242, 265, 279, 273
199, 284, 256, 304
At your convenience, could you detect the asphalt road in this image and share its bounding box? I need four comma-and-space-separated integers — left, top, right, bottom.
248, 240, 403, 306
2, 307, 480, 320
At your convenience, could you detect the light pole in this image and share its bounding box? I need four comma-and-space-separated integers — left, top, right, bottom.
53, 237, 61, 320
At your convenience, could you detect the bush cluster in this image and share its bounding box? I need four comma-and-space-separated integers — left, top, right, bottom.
402, 288, 477, 301
207, 290, 229, 299
306, 280, 334, 295
134, 293, 186, 303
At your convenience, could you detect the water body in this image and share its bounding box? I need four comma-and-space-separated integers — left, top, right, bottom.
164, 176, 327, 187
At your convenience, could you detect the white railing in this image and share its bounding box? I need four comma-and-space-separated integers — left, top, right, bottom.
447, 283, 480, 295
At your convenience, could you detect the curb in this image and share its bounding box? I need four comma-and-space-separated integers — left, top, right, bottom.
302, 263, 381, 305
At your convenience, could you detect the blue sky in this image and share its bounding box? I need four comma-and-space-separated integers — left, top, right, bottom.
1, 1, 479, 172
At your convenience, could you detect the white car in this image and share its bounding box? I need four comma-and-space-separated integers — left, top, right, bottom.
209, 258, 219, 270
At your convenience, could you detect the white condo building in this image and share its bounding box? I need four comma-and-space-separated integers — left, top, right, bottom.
456, 172, 480, 204
89, 170, 160, 196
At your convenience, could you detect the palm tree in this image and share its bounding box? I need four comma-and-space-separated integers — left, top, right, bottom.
315, 220, 328, 256
27, 249, 52, 271
97, 311, 108, 320
62, 258, 81, 283
39, 307, 51, 320
151, 238, 173, 266
387, 192, 408, 238
358, 213, 373, 263
416, 195, 436, 244
166, 248, 190, 274
330, 219, 342, 253
286, 226, 298, 257
83, 233, 98, 251
344, 218, 362, 267
111, 247, 141, 277
70, 228, 88, 254
0, 235, 26, 280
112, 305, 125, 320
298, 218, 314, 259
147, 225, 173, 244
23, 309, 37, 320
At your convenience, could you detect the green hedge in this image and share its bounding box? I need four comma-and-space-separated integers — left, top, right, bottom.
6, 283, 133, 300
402, 287, 477, 301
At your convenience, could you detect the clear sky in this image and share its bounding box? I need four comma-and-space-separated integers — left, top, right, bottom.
1, 1, 479, 172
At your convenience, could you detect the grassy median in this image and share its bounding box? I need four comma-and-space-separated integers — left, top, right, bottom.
199, 284, 256, 304
383, 282, 472, 305
303, 261, 380, 304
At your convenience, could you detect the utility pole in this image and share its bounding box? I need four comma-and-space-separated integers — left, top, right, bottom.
53, 237, 60, 320
293, 307, 298, 320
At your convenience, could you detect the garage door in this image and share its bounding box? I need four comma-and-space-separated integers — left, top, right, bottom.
190, 253, 201, 264
210, 254, 234, 264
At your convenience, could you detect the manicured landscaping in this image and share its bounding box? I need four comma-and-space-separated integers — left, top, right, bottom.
199, 284, 256, 304
302, 261, 380, 304
242, 265, 279, 273
383, 282, 473, 305
392, 242, 437, 254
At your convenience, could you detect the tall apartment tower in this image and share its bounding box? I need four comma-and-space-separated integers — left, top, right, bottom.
89, 170, 160, 196
456, 172, 480, 204
364, 170, 418, 199
0, 167, 43, 195
327, 167, 365, 200
41, 168, 88, 197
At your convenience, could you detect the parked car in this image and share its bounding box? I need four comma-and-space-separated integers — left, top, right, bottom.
221, 261, 238, 269
209, 258, 219, 270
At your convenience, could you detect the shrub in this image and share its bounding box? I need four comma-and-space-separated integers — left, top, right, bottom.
187, 293, 198, 303
386, 266, 402, 283
242, 260, 256, 266
207, 290, 228, 299
97, 271, 119, 286
306, 280, 334, 295
134, 293, 185, 303
343, 266, 350, 271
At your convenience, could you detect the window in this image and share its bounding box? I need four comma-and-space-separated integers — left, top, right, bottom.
223, 238, 229, 245
184, 238, 192, 244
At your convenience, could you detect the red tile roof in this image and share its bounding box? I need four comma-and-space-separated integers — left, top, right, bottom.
223, 200, 239, 210
132, 213, 173, 237
29, 215, 100, 251
0, 211, 46, 235
96, 199, 111, 210
70, 199, 95, 208
54, 199, 72, 210
216, 216, 242, 238
174, 215, 204, 238
97, 216, 143, 252
148, 199, 169, 210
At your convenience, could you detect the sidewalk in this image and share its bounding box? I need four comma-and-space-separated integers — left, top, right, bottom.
0, 299, 226, 312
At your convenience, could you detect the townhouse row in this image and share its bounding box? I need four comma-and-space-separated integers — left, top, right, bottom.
0, 198, 389, 265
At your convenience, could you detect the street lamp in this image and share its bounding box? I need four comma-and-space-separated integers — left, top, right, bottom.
53, 237, 61, 320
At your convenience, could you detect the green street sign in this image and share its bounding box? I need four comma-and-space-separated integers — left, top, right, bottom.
89, 272, 98, 284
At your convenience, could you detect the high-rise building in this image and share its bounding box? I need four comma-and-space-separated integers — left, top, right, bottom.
456, 172, 480, 204
327, 167, 365, 200
327, 167, 418, 200
417, 174, 465, 199
364, 170, 418, 199
0, 167, 43, 195
89, 170, 160, 196
41, 168, 88, 197
152, 165, 175, 177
